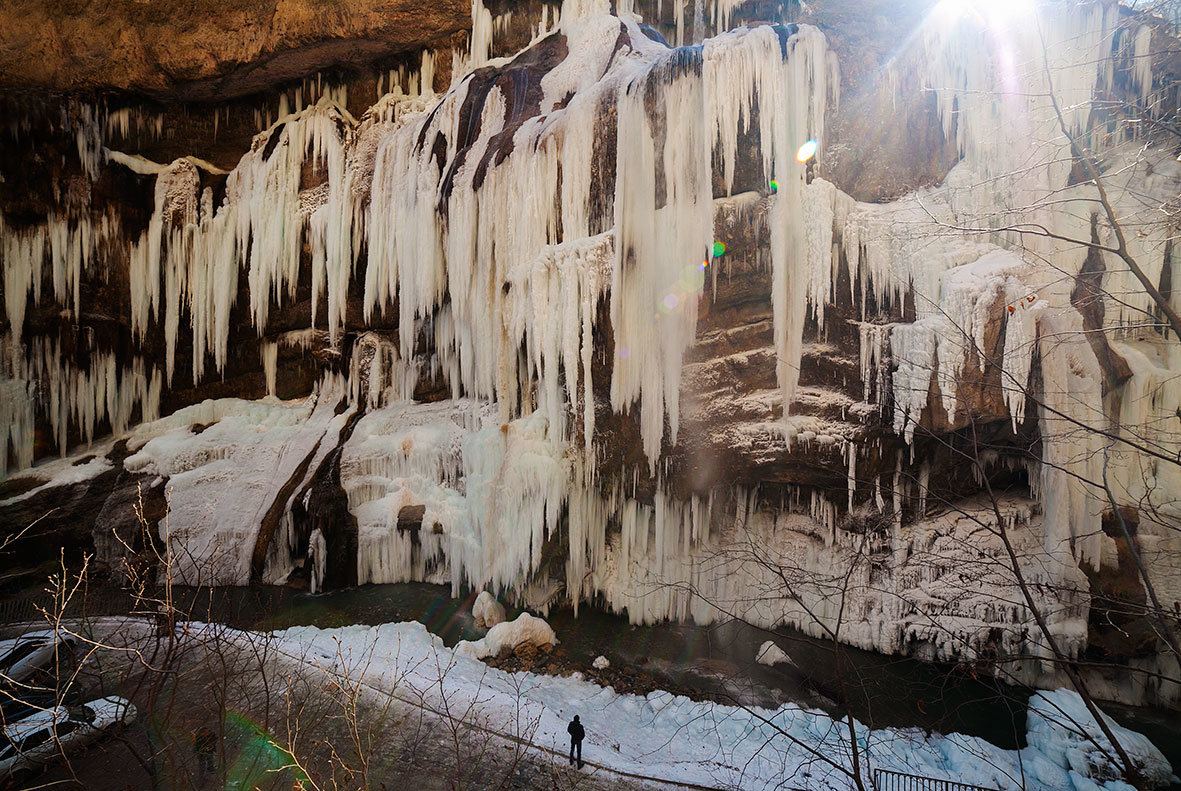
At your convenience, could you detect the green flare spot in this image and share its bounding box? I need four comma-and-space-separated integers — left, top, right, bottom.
712, 241, 726, 258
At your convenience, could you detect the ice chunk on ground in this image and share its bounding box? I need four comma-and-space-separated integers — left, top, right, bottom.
592, 655, 609, 669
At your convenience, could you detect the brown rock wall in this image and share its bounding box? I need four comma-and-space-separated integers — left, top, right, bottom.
0, 0, 469, 100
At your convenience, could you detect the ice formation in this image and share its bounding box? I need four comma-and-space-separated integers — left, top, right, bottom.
123, 384, 349, 585
307, 528, 327, 594
1027, 688, 1175, 789
3, 0, 1179, 707
0, 332, 160, 476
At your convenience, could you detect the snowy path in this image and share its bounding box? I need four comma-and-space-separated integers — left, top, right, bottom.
253, 624, 738, 790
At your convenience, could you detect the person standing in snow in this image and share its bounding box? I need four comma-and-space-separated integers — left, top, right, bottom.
567, 715, 585, 768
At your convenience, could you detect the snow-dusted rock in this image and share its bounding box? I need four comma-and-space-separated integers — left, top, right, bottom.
756, 640, 794, 667
592, 655, 610, 670
472, 590, 506, 629
455, 612, 557, 660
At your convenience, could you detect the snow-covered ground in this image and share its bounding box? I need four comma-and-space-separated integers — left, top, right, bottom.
260, 620, 1175, 791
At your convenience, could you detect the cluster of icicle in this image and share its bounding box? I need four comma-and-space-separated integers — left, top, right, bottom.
2, 0, 1178, 677
0, 334, 160, 477
614, 0, 771, 48
830, 0, 1175, 575
337, 0, 1175, 658
1, 209, 163, 475
2, 0, 833, 482
342, 397, 1084, 666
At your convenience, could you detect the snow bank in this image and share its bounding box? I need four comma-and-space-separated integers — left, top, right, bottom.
454, 612, 557, 660
1027, 689, 1176, 789
261, 620, 1170, 791
472, 591, 506, 628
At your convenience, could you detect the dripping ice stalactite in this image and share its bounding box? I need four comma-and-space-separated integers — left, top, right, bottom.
0, 379, 35, 479
2, 213, 124, 347
503, 233, 612, 453
1, 12, 837, 483
610, 50, 712, 469
0, 334, 161, 477
834, 0, 1180, 581
699, 24, 833, 416
308, 528, 327, 594
130, 101, 361, 387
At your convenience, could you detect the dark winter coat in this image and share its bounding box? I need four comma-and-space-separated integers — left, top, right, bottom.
567, 720, 585, 743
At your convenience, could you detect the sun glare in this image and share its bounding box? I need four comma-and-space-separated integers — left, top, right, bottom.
936, 0, 1034, 25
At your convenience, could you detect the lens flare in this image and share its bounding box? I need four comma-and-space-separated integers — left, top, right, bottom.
662, 293, 679, 311
712, 241, 726, 257
769, 179, 778, 193
795, 139, 818, 163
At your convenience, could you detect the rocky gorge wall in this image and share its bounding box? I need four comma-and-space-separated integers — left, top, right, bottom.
0, 0, 1178, 709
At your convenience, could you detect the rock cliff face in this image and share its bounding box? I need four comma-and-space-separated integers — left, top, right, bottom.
1, 0, 1178, 709
0, 0, 469, 99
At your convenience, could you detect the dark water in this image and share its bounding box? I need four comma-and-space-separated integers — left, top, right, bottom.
165, 582, 1178, 776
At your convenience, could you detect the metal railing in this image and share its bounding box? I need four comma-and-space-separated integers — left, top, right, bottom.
872, 768, 999, 791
